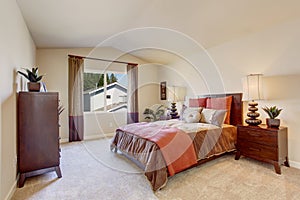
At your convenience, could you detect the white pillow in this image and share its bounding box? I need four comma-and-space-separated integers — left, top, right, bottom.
182, 107, 203, 123
200, 108, 227, 127
200, 109, 215, 123
185, 111, 201, 123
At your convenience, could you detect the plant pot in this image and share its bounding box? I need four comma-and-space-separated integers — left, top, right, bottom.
266, 118, 280, 128
27, 82, 41, 92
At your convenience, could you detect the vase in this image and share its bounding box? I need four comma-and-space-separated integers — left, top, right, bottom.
245, 101, 262, 126
27, 82, 41, 92
266, 118, 280, 128
170, 102, 178, 119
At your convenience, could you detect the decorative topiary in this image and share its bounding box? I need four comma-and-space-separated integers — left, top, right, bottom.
143, 105, 165, 121
262, 106, 282, 128
17, 67, 43, 82
262, 106, 282, 119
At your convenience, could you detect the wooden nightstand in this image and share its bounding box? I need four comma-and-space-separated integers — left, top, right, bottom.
235, 125, 289, 174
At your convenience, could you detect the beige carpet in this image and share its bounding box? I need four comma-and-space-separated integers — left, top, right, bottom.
12, 138, 300, 200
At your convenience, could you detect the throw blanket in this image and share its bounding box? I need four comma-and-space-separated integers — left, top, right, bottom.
117, 122, 197, 176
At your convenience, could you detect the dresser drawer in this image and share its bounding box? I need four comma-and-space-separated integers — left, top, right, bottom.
238, 128, 277, 146
238, 141, 278, 161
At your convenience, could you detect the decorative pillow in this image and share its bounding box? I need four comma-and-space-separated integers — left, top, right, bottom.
206, 96, 232, 124
182, 107, 203, 123
200, 108, 215, 124
184, 111, 201, 123
189, 97, 207, 107
200, 108, 227, 127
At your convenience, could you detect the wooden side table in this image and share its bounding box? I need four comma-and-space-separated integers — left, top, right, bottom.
235, 125, 289, 174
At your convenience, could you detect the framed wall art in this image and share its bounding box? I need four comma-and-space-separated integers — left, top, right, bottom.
160, 81, 167, 100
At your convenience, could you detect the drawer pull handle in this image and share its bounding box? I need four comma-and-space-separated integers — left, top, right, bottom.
248, 147, 261, 152
248, 132, 261, 137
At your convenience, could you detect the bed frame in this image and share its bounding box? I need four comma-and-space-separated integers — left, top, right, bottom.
113, 93, 243, 190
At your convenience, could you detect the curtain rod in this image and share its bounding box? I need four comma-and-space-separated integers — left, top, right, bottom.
68, 54, 138, 66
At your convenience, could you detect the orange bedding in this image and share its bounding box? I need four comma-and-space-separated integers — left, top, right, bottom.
111, 122, 237, 191
117, 122, 197, 176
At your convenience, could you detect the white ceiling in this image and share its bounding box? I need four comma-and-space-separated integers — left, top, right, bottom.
17, 0, 300, 49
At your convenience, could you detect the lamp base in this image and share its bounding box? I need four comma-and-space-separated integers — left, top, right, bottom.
245, 101, 262, 126
170, 102, 178, 119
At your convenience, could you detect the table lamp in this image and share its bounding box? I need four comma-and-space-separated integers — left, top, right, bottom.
168, 86, 186, 119
242, 74, 263, 126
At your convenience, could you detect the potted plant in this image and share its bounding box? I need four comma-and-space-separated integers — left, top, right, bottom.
262, 106, 282, 128
143, 105, 165, 122
17, 67, 44, 92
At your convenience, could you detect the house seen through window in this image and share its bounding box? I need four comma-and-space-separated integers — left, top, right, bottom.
83, 72, 127, 113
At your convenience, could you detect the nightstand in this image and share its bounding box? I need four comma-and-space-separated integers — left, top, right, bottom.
235, 125, 289, 174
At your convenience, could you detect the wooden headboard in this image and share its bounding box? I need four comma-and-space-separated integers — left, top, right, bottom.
198, 93, 243, 126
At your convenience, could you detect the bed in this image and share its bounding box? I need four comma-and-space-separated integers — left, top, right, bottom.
110, 93, 242, 191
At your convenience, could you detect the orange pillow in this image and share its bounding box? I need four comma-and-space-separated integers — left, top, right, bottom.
206, 96, 232, 124
189, 98, 207, 107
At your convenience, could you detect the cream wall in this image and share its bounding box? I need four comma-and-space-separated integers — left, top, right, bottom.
36, 48, 159, 141
138, 64, 160, 121
156, 61, 207, 97
261, 75, 300, 167
0, 0, 36, 199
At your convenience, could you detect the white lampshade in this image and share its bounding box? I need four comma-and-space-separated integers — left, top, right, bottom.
167, 86, 186, 102
242, 74, 263, 101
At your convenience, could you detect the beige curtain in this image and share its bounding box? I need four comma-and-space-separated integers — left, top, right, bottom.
127, 64, 139, 123
68, 57, 84, 141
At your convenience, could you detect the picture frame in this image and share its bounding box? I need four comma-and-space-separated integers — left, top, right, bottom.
160, 81, 167, 100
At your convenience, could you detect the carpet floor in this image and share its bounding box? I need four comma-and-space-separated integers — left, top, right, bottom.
12, 138, 300, 200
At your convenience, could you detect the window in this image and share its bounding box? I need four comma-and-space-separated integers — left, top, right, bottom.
83, 71, 127, 113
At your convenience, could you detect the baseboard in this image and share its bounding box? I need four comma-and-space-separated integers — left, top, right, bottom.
289, 160, 300, 169
60, 138, 69, 143
4, 179, 17, 200
84, 133, 115, 141
60, 133, 115, 143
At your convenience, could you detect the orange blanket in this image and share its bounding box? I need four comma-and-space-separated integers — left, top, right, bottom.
117, 122, 197, 176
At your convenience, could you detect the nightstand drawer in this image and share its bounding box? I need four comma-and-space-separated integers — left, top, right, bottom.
238, 128, 277, 146
238, 141, 278, 161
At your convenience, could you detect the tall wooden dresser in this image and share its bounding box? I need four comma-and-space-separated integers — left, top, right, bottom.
17, 92, 62, 187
